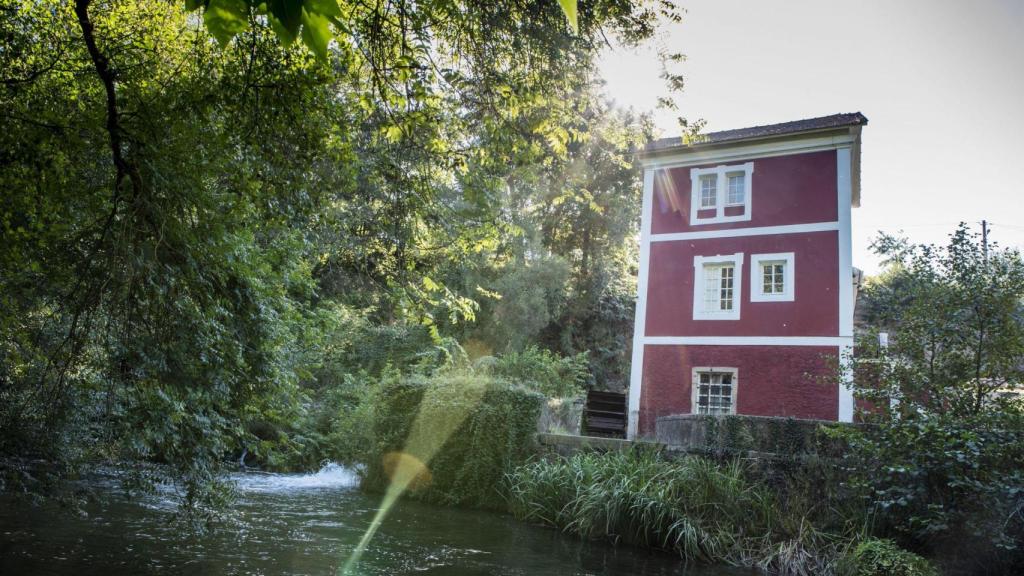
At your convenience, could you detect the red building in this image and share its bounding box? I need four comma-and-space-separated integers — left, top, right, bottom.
627, 113, 867, 439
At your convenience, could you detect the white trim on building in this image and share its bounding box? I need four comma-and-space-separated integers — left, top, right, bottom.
650, 221, 839, 243
626, 169, 655, 439
642, 336, 853, 347
836, 146, 855, 422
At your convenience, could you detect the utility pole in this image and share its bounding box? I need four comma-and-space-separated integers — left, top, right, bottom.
982, 219, 989, 261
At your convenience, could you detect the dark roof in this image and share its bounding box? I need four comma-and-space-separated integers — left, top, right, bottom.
647, 112, 868, 152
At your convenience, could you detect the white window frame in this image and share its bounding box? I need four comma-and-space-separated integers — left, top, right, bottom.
691, 367, 738, 416
750, 252, 795, 302
693, 252, 744, 320
689, 162, 754, 225
726, 172, 746, 206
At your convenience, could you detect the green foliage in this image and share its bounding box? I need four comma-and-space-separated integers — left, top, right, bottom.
0, 0, 683, 511
362, 373, 543, 509
841, 539, 937, 576
490, 346, 590, 398
188, 0, 583, 58
856, 224, 1024, 417
839, 224, 1024, 573
507, 449, 855, 574
835, 410, 1024, 571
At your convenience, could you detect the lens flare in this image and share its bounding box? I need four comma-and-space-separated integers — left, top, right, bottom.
340, 375, 487, 575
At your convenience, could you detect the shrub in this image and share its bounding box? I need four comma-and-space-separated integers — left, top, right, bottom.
362, 372, 543, 509
842, 539, 937, 576
490, 346, 590, 398
837, 409, 1024, 571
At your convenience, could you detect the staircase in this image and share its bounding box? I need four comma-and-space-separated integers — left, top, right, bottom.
582, 390, 627, 438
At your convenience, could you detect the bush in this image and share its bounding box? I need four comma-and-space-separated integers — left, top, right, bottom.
842, 539, 937, 576
837, 409, 1024, 571
362, 372, 543, 509
490, 346, 590, 398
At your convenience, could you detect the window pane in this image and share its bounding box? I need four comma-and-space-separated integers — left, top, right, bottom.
761, 261, 785, 294
727, 173, 745, 205
696, 371, 735, 415
700, 175, 717, 208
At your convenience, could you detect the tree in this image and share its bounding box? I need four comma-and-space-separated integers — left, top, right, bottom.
856, 224, 1024, 417
837, 224, 1024, 571
0, 0, 683, 507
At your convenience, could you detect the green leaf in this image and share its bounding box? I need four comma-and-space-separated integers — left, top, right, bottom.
300, 9, 332, 60
184, 0, 207, 11
268, 0, 303, 44
203, 0, 250, 46
305, 0, 342, 18
557, 0, 577, 33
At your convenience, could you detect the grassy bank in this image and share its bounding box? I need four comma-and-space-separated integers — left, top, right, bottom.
506, 448, 936, 576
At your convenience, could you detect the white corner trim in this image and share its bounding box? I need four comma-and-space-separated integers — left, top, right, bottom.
643, 336, 853, 347
838, 342, 854, 422
650, 221, 839, 243
750, 252, 796, 302
688, 162, 754, 225
837, 147, 855, 422
692, 252, 744, 321
837, 148, 854, 338
691, 367, 739, 415
627, 168, 656, 439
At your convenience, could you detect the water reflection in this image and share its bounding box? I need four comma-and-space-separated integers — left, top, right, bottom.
0, 465, 750, 576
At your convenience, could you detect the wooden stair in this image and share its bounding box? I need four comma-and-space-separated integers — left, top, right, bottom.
583, 390, 626, 438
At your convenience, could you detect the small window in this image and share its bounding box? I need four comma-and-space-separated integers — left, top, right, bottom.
693, 369, 737, 415
700, 175, 717, 208
703, 264, 734, 312
750, 252, 795, 302
726, 173, 745, 205
761, 261, 785, 294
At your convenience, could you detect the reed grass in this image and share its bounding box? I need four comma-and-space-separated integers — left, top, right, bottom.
505, 448, 855, 575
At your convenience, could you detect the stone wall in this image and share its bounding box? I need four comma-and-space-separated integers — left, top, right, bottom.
655, 414, 847, 456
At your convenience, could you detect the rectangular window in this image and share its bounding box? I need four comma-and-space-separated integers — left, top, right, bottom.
750, 252, 795, 302
695, 370, 736, 415
726, 173, 745, 205
693, 253, 743, 320
703, 264, 734, 312
761, 261, 785, 294
700, 175, 717, 208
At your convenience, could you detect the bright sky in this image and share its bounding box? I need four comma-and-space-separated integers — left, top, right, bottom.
598, 0, 1024, 275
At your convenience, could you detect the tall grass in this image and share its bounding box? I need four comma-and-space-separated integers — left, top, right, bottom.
506, 449, 856, 575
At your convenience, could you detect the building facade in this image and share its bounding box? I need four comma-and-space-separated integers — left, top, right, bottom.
627, 113, 867, 439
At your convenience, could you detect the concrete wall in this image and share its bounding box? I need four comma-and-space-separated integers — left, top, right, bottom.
655, 414, 843, 456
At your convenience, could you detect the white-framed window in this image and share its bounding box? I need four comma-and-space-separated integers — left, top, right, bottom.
689, 162, 754, 225
750, 252, 795, 302
693, 253, 743, 320
691, 368, 738, 415
700, 175, 718, 208
726, 172, 745, 206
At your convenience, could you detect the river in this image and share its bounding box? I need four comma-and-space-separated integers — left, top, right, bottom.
1, 464, 750, 575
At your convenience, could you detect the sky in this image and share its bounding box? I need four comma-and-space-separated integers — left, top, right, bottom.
598, 0, 1024, 275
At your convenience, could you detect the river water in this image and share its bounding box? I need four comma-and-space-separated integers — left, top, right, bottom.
1, 464, 749, 575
